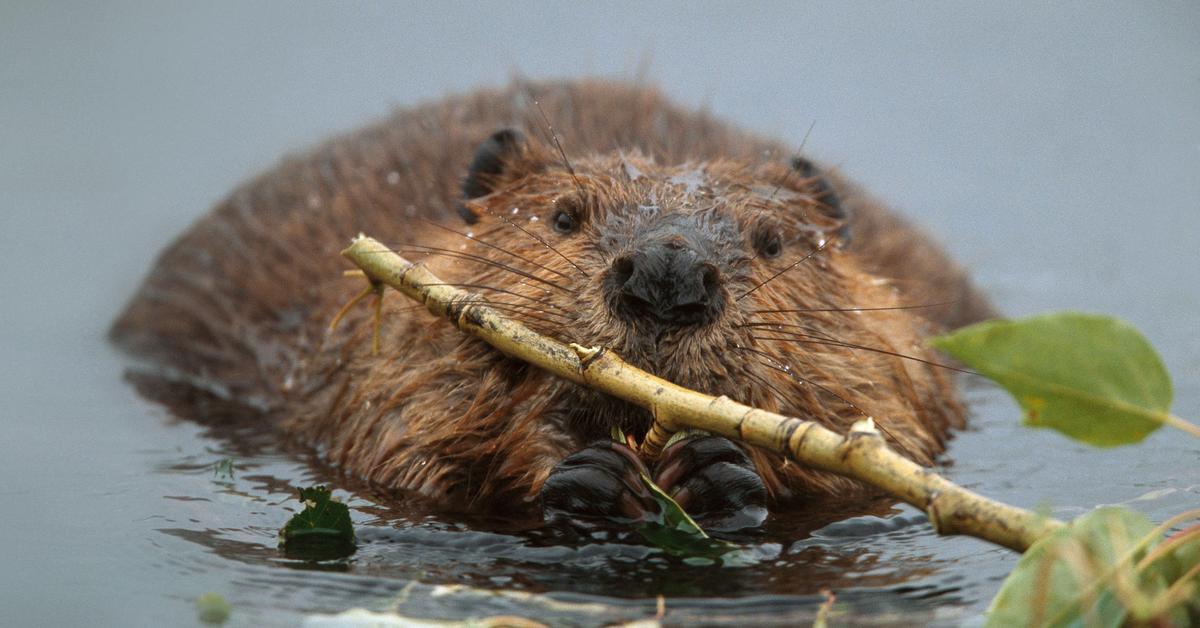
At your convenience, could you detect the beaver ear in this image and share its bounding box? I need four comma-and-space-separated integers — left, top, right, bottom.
458, 128, 530, 224
791, 156, 850, 247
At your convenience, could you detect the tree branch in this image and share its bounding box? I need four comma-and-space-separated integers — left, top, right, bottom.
343, 235, 1064, 552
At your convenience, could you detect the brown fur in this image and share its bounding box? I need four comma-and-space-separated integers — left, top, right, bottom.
111, 79, 992, 513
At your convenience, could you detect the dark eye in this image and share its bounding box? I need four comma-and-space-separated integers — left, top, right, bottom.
757, 232, 783, 259
552, 209, 577, 234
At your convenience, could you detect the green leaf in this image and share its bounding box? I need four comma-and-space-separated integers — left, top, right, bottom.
634, 472, 744, 562
640, 472, 710, 540
1162, 524, 1200, 580
1156, 523, 1200, 619
986, 507, 1200, 627
278, 486, 356, 560
212, 458, 234, 480
931, 312, 1172, 447
984, 509, 1200, 624
609, 431, 750, 563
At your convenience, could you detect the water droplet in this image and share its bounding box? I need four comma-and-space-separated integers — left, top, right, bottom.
386, 171, 400, 185
818, 238, 827, 247
529, 215, 539, 222
465, 231, 474, 238
510, 207, 520, 215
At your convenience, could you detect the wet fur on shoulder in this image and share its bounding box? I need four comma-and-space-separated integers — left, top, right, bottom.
111, 79, 993, 513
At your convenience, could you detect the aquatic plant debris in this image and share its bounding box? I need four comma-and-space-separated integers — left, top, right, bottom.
931, 312, 1198, 445
278, 486, 356, 560
212, 458, 234, 480
196, 592, 231, 624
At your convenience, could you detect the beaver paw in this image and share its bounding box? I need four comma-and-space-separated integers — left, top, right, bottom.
541, 440, 660, 527
541, 437, 767, 535
651, 436, 767, 534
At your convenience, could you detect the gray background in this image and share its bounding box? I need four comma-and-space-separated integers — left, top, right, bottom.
2, 2, 1197, 625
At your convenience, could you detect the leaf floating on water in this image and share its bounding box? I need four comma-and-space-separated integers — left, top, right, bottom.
931, 312, 1173, 447
212, 458, 234, 480
278, 486, 356, 560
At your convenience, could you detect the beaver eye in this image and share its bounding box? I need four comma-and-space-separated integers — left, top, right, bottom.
757, 232, 783, 259
552, 209, 577, 234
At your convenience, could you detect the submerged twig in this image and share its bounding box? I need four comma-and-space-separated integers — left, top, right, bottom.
342, 235, 1064, 552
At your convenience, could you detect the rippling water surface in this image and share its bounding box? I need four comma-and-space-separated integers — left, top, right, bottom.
109, 373, 1193, 626
3, 3, 1197, 626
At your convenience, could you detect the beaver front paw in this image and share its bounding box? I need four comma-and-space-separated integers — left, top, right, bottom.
541, 436, 768, 535
651, 436, 767, 534
540, 440, 660, 527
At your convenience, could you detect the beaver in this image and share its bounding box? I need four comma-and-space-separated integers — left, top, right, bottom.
111, 79, 992, 530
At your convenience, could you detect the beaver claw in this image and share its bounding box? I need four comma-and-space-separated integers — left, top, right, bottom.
540, 440, 660, 526
541, 436, 767, 534
651, 436, 767, 533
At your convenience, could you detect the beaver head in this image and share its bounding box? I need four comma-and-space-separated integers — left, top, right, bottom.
443, 127, 956, 461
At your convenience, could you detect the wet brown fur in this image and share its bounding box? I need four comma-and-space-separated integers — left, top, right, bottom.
111, 79, 993, 513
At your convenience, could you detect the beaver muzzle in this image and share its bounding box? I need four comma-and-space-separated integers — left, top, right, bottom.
606, 220, 726, 328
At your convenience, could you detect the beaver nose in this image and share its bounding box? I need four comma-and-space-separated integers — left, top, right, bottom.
610, 244, 722, 326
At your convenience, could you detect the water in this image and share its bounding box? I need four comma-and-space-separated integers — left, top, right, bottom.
2, 3, 1197, 626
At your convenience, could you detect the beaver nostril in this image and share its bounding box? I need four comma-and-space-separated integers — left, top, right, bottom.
612, 255, 636, 287
611, 254, 655, 314
621, 293, 656, 315
667, 302, 709, 323
701, 264, 719, 292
